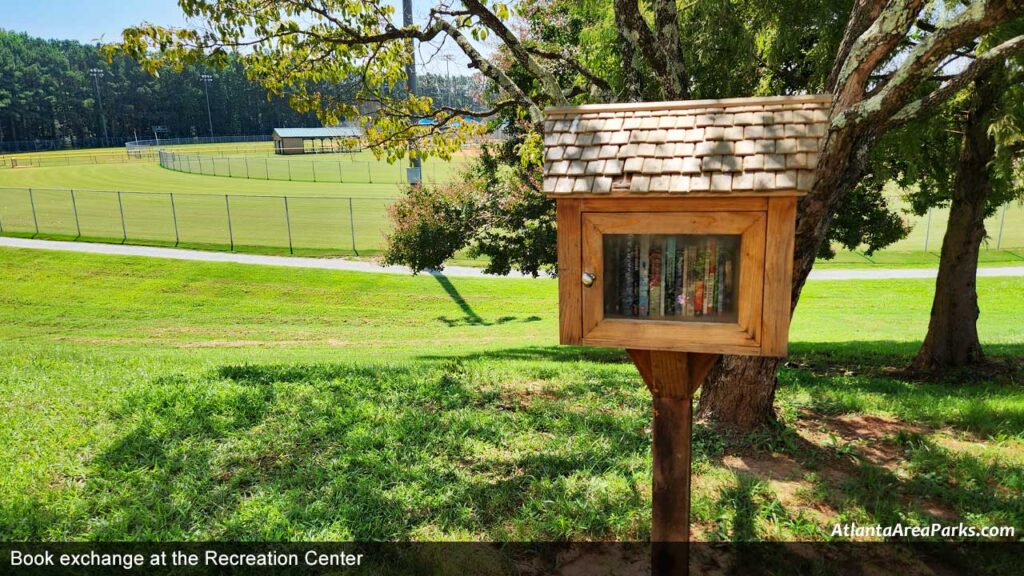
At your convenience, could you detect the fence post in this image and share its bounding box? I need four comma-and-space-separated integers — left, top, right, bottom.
284, 196, 294, 254
312, 160, 317, 182
225, 194, 234, 251
70, 189, 81, 239
117, 191, 127, 243
996, 203, 1007, 250
287, 159, 292, 181
246, 157, 251, 179
338, 160, 344, 183
923, 207, 932, 252
265, 158, 270, 180
349, 197, 357, 254
228, 157, 234, 178
170, 192, 180, 247
28, 188, 39, 236
367, 162, 372, 184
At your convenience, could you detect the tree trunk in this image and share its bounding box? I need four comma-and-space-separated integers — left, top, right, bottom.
911, 77, 997, 370
697, 120, 872, 430
694, 355, 782, 430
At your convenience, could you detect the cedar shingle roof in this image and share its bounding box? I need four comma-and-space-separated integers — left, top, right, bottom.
542, 95, 831, 195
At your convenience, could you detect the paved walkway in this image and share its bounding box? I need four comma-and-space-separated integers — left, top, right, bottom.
2, 236, 1023, 280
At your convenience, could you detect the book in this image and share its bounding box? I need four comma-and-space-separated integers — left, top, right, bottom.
649, 242, 663, 318
638, 236, 650, 317
621, 235, 636, 318
676, 242, 686, 316
686, 244, 696, 316
723, 254, 733, 314
708, 237, 716, 313
717, 245, 726, 315
665, 237, 677, 316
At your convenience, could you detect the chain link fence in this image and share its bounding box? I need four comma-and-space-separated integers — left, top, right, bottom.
0, 187, 395, 255
876, 196, 1024, 252
0, 151, 158, 169
1, 187, 1021, 257
158, 150, 469, 184
125, 135, 272, 155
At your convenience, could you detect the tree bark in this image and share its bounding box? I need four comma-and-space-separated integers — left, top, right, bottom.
911, 75, 997, 370
617, 25, 643, 102
697, 108, 873, 429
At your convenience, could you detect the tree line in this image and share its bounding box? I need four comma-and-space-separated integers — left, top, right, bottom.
0, 29, 481, 151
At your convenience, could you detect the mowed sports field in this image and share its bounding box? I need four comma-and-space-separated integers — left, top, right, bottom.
0, 143, 474, 255
3, 140, 1024, 264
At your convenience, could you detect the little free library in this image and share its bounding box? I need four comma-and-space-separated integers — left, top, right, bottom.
544, 94, 829, 574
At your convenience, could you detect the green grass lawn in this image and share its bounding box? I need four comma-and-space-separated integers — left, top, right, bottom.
0, 148, 473, 254
1, 247, 1021, 552
814, 248, 1024, 268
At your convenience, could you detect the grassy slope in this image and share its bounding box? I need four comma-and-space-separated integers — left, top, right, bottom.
0, 148, 474, 255
1, 247, 1021, 547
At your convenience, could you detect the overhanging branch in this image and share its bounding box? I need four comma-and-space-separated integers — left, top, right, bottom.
524, 46, 612, 92
461, 0, 568, 106
833, 0, 1024, 130
433, 19, 544, 125
888, 34, 1024, 127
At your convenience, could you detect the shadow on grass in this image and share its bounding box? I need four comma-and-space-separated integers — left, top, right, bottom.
418, 344, 632, 365
782, 341, 1024, 438
428, 273, 544, 327
64, 359, 654, 541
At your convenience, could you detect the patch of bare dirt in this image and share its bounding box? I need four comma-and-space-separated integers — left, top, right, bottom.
796, 412, 962, 523
801, 413, 927, 469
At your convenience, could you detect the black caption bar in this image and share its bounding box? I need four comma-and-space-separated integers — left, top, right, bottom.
1, 542, 1021, 575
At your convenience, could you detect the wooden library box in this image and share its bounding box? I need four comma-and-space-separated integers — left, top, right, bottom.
544, 95, 831, 357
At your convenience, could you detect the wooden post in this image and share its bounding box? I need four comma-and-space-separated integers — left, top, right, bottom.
627, 349, 718, 576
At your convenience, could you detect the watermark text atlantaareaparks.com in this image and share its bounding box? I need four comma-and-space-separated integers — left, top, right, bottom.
831, 523, 1015, 538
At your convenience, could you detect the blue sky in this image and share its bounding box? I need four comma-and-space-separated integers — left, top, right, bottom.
1, 0, 188, 43
1, 0, 478, 75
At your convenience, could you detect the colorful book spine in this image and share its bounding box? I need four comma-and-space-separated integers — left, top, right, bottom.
712, 237, 720, 313
717, 246, 725, 315
701, 241, 707, 315
650, 243, 663, 318
675, 242, 685, 316
622, 235, 635, 318
638, 236, 650, 317
723, 254, 733, 313
686, 244, 696, 316
665, 238, 677, 316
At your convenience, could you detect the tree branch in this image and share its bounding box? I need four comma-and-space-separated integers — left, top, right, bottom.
833, 0, 1024, 130
433, 18, 543, 125
460, 0, 568, 106
888, 34, 1024, 127
826, 0, 888, 92
613, 0, 684, 99
525, 46, 612, 93
831, 0, 926, 107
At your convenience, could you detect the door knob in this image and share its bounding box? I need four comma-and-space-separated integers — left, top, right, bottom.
582, 272, 596, 287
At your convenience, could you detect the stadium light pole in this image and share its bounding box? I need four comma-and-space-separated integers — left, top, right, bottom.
402, 0, 422, 180
442, 54, 455, 109
89, 68, 109, 145
200, 74, 215, 137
